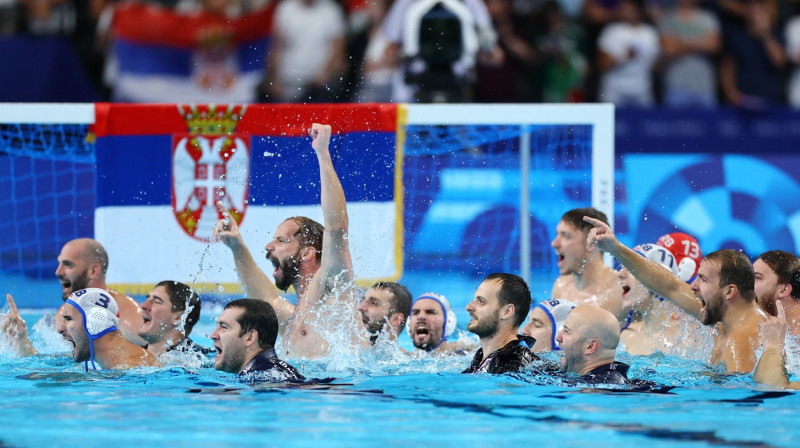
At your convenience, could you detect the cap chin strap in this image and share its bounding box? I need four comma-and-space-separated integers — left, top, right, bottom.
66, 299, 118, 372
427, 331, 448, 352
536, 303, 561, 352
426, 297, 456, 352
619, 309, 635, 332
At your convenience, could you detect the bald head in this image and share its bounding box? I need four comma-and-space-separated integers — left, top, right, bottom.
69, 238, 109, 276
57, 239, 110, 300
573, 305, 620, 350
557, 305, 620, 374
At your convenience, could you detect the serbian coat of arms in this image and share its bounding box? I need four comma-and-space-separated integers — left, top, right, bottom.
172, 104, 250, 241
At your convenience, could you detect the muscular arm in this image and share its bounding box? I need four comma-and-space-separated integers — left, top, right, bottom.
214, 202, 294, 329
307, 124, 354, 299
585, 216, 702, 319
753, 346, 795, 387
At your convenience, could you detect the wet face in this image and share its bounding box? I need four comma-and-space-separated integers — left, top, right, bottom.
409, 299, 446, 350
753, 258, 780, 315
521, 306, 554, 352
209, 307, 249, 374
57, 305, 90, 362
466, 279, 503, 339
551, 221, 592, 276
55, 242, 92, 300
265, 220, 302, 292
358, 287, 394, 335
138, 285, 182, 344
691, 260, 727, 326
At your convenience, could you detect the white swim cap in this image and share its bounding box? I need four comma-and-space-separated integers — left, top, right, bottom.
65, 288, 120, 371
407, 292, 457, 343
535, 299, 576, 351
632, 243, 679, 277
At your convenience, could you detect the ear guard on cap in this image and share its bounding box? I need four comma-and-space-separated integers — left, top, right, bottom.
630, 243, 679, 303
535, 299, 576, 351
407, 292, 457, 350
657, 232, 702, 282
632, 244, 679, 276
66, 288, 120, 371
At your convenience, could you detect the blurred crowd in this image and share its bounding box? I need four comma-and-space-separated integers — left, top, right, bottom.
3, 0, 800, 109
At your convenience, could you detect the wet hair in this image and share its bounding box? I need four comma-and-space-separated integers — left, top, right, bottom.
372, 281, 413, 331
225, 299, 278, 349
286, 216, 324, 263
156, 280, 202, 336
483, 273, 532, 328
705, 250, 756, 302
757, 250, 800, 285
791, 267, 800, 300
560, 207, 609, 235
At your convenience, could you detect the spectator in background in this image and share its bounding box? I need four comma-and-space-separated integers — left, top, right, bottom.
19, 0, 76, 35
534, 0, 588, 102
266, 0, 348, 102
380, 0, 501, 103
474, 0, 537, 102
596, 0, 660, 107
580, 0, 625, 101
0, 0, 16, 35
784, 13, 800, 107
718, 0, 786, 109
658, 0, 721, 108
354, 0, 395, 102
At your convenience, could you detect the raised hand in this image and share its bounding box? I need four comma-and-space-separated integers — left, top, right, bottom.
584, 215, 619, 254
761, 300, 788, 349
213, 201, 244, 250
1, 294, 37, 356
308, 123, 332, 155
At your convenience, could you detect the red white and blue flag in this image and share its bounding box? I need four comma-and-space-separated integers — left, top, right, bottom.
110, 3, 274, 103
92, 103, 401, 295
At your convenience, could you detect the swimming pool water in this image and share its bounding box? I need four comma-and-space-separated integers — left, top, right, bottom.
0, 311, 796, 448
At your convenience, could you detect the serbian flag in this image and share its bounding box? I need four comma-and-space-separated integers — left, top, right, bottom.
92, 103, 401, 296
110, 3, 274, 103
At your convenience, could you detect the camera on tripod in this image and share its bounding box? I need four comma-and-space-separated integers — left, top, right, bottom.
401, 0, 480, 103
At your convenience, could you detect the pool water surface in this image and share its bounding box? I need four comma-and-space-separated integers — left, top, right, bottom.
0, 310, 796, 448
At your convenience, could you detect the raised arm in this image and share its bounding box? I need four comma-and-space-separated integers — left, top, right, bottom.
754, 302, 800, 388
213, 202, 294, 326
308, 123, 354, 293
584, 216, 702, 319
1, 294, 38, 357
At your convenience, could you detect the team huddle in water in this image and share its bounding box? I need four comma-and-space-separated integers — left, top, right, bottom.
3, 123, 799, 388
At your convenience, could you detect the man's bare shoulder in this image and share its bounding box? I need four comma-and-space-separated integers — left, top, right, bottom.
551, 275, 574, 297
597, 265, 623, 286
115, 346, 161, 369
109, 291, 141, 311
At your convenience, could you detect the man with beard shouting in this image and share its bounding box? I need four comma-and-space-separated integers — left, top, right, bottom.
214, 123, 356, 359
585, 216, 766, 374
